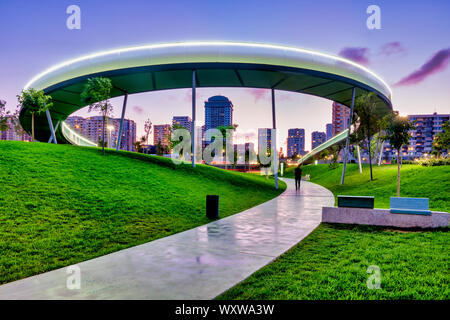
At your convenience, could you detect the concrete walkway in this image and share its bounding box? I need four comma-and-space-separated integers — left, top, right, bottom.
0, 178, 334, 300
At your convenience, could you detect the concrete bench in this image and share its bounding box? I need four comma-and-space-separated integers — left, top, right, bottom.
338, 195, 374, 209
322, 207, 449, 228
390, 197, 431, 215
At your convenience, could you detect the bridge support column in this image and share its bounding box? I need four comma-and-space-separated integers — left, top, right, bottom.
357, 144, 362, 173
192, 70, 196, 168
46, 109, 57, 144
116, 94, 128, 151
271, 88, 278, 190
378, 141, 384, 166
340, 87, 356, 185
48, 120, 60, 143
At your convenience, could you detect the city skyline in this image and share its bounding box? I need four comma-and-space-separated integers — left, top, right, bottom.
1, 0, 449, 151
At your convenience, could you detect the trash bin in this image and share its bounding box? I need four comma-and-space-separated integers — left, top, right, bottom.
206, 195, 219, 219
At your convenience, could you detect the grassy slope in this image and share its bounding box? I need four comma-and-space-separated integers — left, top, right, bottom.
220, 163, 449, 300
0, 141, 285, 284
284, 163, 450, 212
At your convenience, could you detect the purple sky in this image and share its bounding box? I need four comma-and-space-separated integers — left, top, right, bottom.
1, 0, 449, 151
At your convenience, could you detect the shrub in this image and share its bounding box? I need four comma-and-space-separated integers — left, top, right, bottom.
329, 162, 339, 169
415, 157, 450, 166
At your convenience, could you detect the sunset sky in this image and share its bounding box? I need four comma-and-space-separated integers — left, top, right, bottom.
1, 0, 449, 151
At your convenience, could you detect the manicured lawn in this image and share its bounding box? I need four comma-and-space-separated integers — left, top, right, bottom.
0, 141, 285, 285
218, 223, 449, 300
284, 163, 450, 212
219, 163, 449, 300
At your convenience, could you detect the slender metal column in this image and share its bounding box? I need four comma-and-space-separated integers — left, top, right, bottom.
373, 135, 380, 164
192, 70, 196, 167
46, 109, 57, 144
48, 120, 60, 143
378, 141, 384, 166
116, 94, 128, 151
271, 88, 278, 190
340, 87, 356, 185
357, 145, 362, 173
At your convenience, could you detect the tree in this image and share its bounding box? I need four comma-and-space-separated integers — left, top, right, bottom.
17, 89, 53, 142
144, 118, 152, 144
432, 121, 450, 157
168, 124, 185, 155
382, 115, 413, 197
134, 135, 146, 153
328, 142, 345, 169
217, 124, 238, 168
80, 77, 113, 155
351, 92, 384, 181
11, 107, 26, 137
156, 140, 164, 156
0, 100, 10, 133
319, 150, 330, 161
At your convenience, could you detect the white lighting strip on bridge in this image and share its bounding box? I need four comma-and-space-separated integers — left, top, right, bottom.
23, 41, 392, 98
61, 121, 97, 147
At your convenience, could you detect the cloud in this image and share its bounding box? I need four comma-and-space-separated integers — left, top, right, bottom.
338, 47, 370, 65
394, 48, 450, 87
247, 88, 268, 102
133, 106, 144, 114
379, 42, 405, 56
276, 91, 294, 102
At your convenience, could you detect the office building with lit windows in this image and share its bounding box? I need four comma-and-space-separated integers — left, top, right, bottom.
287, 128, 305, 157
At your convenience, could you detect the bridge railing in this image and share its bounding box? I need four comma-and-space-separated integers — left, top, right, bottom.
61, 121, 97, 147
299, 129, 349, 164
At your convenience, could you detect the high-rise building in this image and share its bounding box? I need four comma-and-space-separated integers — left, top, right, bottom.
0, 116, 32, 141
204, 96, 233, 131
258, 128, 273, 155
366, 112, 449, 162
311, 131, 326, 149
153, 124, 171, 148
407, 112, 449, 158
116, 118, 137, 151
326, 123, 333, 140
66, 116, 136, 151
332, 102, 350, 135
286, 128, 305, 157
172, 116, 192, 132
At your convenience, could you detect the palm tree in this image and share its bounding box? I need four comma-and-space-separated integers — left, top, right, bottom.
17, 89, 53, 142
80, 77, 113, 155
134, 135, 146, 153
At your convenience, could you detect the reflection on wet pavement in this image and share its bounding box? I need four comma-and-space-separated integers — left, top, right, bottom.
0, 179, 334, 300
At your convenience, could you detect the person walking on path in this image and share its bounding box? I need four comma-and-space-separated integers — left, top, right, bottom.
294, 165, 303, 191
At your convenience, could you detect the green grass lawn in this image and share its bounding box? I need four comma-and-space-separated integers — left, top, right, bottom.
219, 163, 449, 300
0, 141, 285, 285
284, 163, 449, 211
218, 224, 449, 300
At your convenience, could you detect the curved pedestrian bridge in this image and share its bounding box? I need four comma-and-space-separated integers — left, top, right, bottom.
19, 41, 392, 144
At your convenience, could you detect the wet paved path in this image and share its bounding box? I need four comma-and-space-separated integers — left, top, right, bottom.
0, 179, 334, 300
